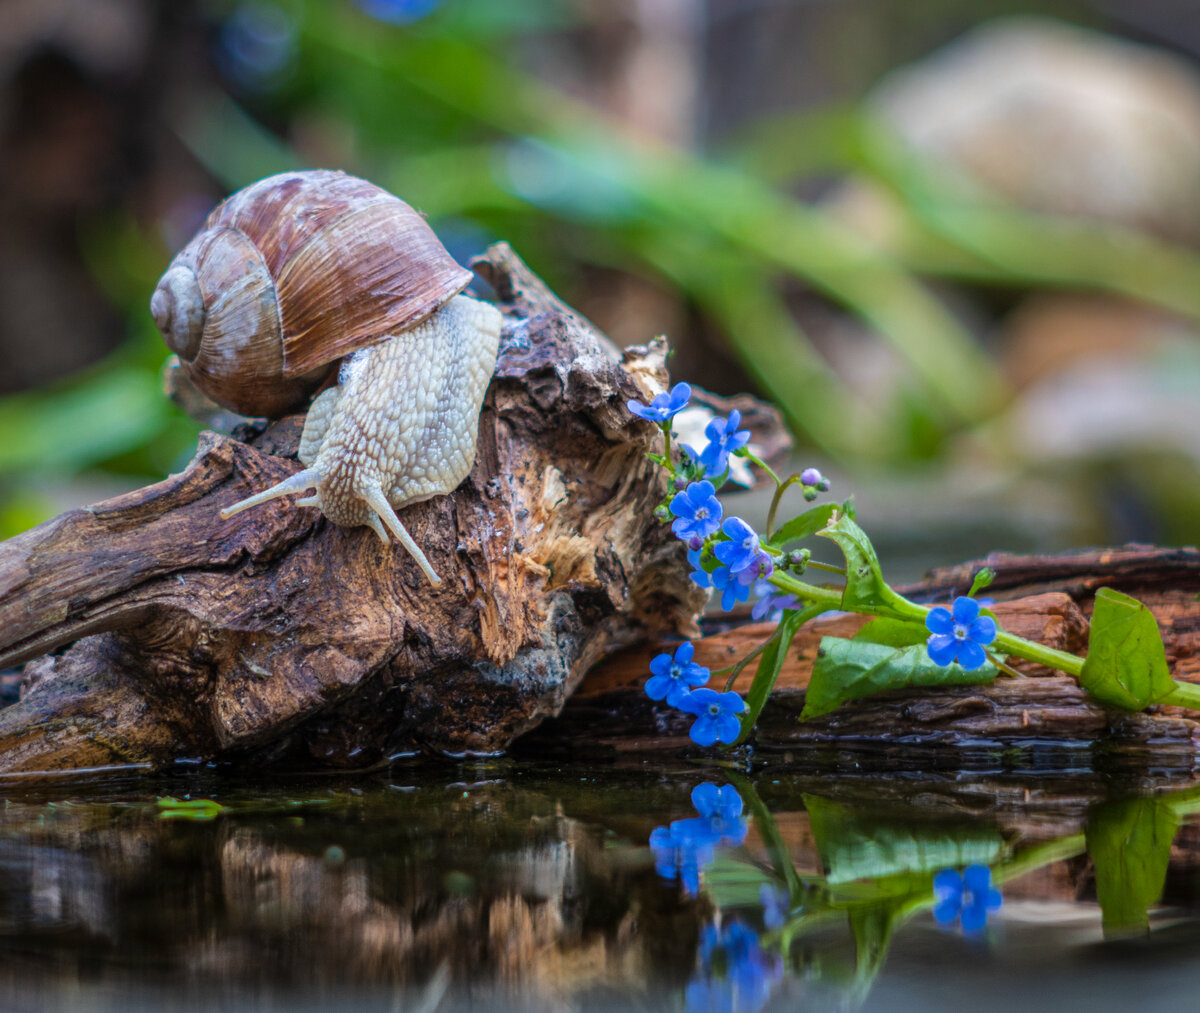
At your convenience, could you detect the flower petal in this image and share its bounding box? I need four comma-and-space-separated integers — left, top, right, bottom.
925, 607, 954, 635
691, 782, 720, 815
962, 865, 992, 894
713, 713, 742, 743
689, 716, 719, 747
960, 902, 988, 934
675, 642, 695, 664
957, 639, 987, 670
951, 596, 980, 624
927, 635, 959, 667
645, 675, 673, 701
969, 615, 997, 645
932, 900, 961, 925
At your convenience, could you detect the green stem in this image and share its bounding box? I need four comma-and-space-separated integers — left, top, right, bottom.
765, 473, 805, 538
722, 630, 781, 692
740, 449, 781, 486
661, 422, 673, 471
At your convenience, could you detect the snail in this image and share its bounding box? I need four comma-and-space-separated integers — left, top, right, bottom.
150, 169, 502, 586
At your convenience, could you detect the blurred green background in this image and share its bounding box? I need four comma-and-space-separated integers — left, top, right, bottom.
5, 0, 1200, 574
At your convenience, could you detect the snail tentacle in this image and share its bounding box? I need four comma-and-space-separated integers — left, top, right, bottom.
362, 484, 441, 586
219, 468, 320, 519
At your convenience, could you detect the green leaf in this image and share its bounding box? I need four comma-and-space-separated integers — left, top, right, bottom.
805, 795, 1004, 888
767, 503, 838, 549
802, 638, 997, 720
735, 603, 825, 745
816, 512, 906, 613
1079, 588, 1173, 711
852, 618, 929, 648
1087, 796, 1179, 936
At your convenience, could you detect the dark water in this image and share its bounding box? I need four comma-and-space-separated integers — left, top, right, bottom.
2, 755, 1200, 1012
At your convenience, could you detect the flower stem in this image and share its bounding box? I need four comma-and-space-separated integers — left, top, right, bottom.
741, 448, 781, 487
660, 422, 673, 472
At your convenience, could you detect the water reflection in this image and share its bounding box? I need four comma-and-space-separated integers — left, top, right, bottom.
0, 762, 1197, 1010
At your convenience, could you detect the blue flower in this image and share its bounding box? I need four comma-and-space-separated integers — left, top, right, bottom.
713, 517, 763, 574
933, 865, 1002, 933
925, 596, 997, 669
751, 581, 799, 622
649, 818, 719, 895
710, 566, 752, 611
699, 410, 751, 477
646, 642, 710, 706
671, 481, 723, 541
689, 548, 713, 589
679, 688, 746, 746
628, 382, 692, 424
356, 0, 441, 23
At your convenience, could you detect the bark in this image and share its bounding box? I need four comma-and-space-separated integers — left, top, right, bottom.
521, 550, 1200, 759
0, 244, 777, 771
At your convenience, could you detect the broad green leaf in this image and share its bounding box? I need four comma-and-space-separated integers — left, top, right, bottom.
767, 503, 838, 549
735, 604, 825, 745
805, 795, 1004, 887
1087, 796, 1179, 936
1080, 588, 1173, 711
816, 512, 906, 613
852, 618, 929, 648
802, 638, 996, 720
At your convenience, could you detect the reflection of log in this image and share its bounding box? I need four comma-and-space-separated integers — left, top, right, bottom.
521, 550, 1200, 758
1, 245, 801, 772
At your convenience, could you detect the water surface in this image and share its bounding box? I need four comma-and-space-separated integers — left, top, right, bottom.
2, 755, 1199, 1011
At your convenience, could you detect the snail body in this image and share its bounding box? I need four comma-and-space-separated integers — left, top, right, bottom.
150, 170, 502, 585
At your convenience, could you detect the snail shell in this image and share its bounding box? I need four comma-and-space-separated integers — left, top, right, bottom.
150, 170, 502, 586
150, 169, 473, 417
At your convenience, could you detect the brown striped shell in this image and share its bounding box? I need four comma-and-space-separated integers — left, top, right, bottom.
150, 170, 473, 417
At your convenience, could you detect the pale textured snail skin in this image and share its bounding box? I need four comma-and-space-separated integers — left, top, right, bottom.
220, 294, 501, 585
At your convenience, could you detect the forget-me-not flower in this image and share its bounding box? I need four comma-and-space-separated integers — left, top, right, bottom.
687, 920, 782, 1013
710, 566, 752, 611
698, 410, 751, 477
628, 382, 692, 424
646, 642, 710, 706
925, 596, 997, 669
679, 688, 746, 746
933, 865, 1002, 933
714, 517, 763, 575
649, 818, 720, 895
690, 783, 747, 845
671, 481, 723, 541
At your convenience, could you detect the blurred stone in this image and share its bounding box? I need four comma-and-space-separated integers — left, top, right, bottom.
866, 17, 1200, 244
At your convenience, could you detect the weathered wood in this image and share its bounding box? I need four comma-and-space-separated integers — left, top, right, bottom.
1, 244, 790, 771
519, 571, 1200, 759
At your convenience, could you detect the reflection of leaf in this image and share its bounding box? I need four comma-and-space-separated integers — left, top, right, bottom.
1087, 796, 1179, 936
803, 638, 996, 719
805, 795, 1004, 887
156, 796, 226, 821
704, 855, 777, 909
1080, 588, 1173, 711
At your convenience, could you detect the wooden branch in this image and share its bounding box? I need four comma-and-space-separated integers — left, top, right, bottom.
1, 244, 798, 772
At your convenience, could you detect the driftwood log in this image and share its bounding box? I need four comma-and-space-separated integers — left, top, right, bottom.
0, 244, 787, 772
524, 545, 1200, 761
2, 244, 1200, 772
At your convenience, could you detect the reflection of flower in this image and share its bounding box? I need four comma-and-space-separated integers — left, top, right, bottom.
628, 382, 692, 423
646, 642, 711, 707
933, 865, 1002, 933
687, 920, 782, 1013
925, 597, 997, 669
679, 689, 746, 747
759, 883, 790, 930
649, 784, 748, 895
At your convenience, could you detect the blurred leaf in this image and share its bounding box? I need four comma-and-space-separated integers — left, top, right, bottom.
1087, 796, 1178, 936
803, 638, 996, 720
0, 369, 169, 475
1080, 588, 1173, 712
